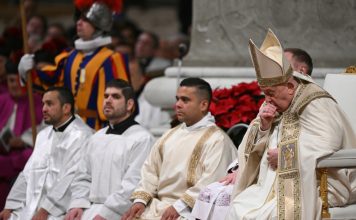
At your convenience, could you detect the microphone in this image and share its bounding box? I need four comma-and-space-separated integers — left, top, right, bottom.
178, 43, 188, 59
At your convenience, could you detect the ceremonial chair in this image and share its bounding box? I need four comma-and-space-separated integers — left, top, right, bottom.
227, 123, 248, 150
317, 73, 356, 219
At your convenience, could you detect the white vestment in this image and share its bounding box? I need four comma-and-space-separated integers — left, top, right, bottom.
4, 116, 93, 220
226, 83, 356, 220
131, 113, 238, 219
68, 124, 154, 219
192, 182, 234, 220
191, 159, 238, 220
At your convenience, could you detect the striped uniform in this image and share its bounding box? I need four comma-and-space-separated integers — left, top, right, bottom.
32, 46, 129, 129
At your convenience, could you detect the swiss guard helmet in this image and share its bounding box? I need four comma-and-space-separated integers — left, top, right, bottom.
74, 0, 123, 33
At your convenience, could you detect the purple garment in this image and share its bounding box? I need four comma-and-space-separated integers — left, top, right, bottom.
0, 82, 7, 95
0, 92, 43, 136
0, 148, 33, 209
0, 92, 43, 209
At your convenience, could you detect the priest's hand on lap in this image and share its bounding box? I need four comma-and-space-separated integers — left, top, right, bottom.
219, 172, 238, 185
64, 208, 83, 220
93, 215, 106, 220
31, 208, 49, 220
0, 209, 12, 220
121, 203, 145, 220
259, 103, 277, 131
267, 148, 278, 170
161, 206, 179, 220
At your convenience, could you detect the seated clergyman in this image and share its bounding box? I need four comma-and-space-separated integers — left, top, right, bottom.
122, 77, 238, 220
65, 79, 154, 220
193, 29, 356, 220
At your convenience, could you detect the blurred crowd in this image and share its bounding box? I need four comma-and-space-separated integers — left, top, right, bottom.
0, 0, 191, 209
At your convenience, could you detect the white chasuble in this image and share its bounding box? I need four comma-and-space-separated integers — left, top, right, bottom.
226, 83, 356, 220
132, 113, 238, 219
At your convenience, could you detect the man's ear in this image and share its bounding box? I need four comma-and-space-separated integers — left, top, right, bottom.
200, 99, 209, 112
62, 103, 72, 115
127, 99, 135, 113
286, 81, 296, 95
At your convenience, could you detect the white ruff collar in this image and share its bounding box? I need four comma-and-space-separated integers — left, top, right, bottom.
74, 36, 112, 52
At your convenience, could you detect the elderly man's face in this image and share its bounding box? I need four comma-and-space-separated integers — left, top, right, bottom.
260, 83, 295, 113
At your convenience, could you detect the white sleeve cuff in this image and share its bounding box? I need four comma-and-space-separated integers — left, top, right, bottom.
226, 159, 239, 173
41, 198, 65, 217
173, 199, 188, 213
133, 199, 147, 206
98, 205, 121, 219
68, 198, 91, 211
4, 201, 24, 210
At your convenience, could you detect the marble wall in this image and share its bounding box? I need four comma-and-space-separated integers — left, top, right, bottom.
184, 0, 356, 68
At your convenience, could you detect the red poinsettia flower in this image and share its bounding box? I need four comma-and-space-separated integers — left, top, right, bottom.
211, 97, 235, 116
213, 87, 232, 99
210, 81, 264, 130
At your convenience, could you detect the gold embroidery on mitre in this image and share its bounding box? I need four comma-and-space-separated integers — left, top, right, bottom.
249, 29, 293, 87
257, 66, 293, 87
186, 126, 219, 187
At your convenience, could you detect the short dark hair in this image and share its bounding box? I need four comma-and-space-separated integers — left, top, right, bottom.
284, 48, 313, 76
180, 77, 212, 105
45, 87, 75, 114
105, 79, 134, 101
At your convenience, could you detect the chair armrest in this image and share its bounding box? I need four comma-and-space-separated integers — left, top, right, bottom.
317, 149, 356, 168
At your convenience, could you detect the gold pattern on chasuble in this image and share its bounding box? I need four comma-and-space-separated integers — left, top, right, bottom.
131, 191, 153, 204
244, 119, 261, 161
181, 193, 195, 208
187, 126, 219, 187
278, 114, 302, 219
277, 86, 305, 220
277, 83, 334, 219
280, 142, 296, 170
158, 125, 181, 161
278, 170, 301, 220
294, 91, 335, 115
280, 113, 300, 172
